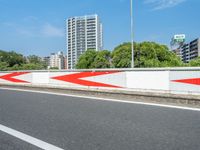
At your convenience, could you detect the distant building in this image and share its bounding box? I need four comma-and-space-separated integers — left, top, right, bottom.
49, 51, 66, 69
42, 56, 50, 68
63, 56, 68, 69
172, 48, 182, 58
181, 43, 190, 63
181, 38, 200, 63
67, 14, 103, 69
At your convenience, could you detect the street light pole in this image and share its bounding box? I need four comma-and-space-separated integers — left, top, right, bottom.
130, 0, 134, 68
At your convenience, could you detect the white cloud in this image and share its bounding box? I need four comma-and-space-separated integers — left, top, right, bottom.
1, 22, 34, 36
2, 21, 64, 38
41, 24, 64, 37
17, 28, 34, 36
144, 0, 186, 10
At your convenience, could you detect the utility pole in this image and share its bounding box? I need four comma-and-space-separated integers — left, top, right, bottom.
130, 0, 134, 68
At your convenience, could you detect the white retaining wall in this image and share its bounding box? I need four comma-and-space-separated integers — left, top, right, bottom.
0, 68, 200, 95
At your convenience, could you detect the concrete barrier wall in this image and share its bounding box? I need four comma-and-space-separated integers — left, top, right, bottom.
126, 71, 170, 91
170, 70, 200, 94
0, 68, 200, 95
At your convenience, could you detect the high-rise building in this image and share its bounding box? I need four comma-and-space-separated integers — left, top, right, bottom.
181, 43, 190, 63
49, 51, 66, 70
181, 38, 200, 63
67, 14, 103, 69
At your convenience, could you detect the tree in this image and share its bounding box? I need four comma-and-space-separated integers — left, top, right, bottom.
20, 63, 44, 70
189, 57, 200, 66
9, 64, 21, 71
0, 61, 9, 71
27, 55, 41, 64
92, 50, 111, 68
76, 49, 97, 69
135, 42, 183, 67
111, 43, 132, 68
0, 50, 25, 67
111, 42, 183, 68
49, 67, 59, 70
76, 49, 112, 69
0, 50, 48, 70
27, 55, 47, 69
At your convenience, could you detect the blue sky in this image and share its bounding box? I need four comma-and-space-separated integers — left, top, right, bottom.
0, 0, 199, 56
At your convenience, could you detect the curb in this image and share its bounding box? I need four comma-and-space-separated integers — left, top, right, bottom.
1, 84, 200, 107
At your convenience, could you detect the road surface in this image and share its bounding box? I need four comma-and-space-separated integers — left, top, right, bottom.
0, 88, 200, 150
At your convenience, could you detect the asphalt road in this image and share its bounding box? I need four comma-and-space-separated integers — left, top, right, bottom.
0, 88, 200, 150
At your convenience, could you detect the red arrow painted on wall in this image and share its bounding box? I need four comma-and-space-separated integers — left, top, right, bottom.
0, 72, 30, 83
172, 78, 200, 85
52, 71, 122, 88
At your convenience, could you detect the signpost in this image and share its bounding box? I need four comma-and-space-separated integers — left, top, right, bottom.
173, 34, 186, 43
170, 34, 186, 56
170, 34, 186, 48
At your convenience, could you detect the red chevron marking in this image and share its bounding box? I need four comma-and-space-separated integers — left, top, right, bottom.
52, 71, 122, 88
0, 72, 30, 83
172, 78, 200, 85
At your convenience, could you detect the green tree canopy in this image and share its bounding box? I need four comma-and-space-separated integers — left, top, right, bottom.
76, 49, 97, 69
76, 49, 111, 69
111, 42, 183, 68
27, 55, 41, 64
20, 63, 44, 70
111, 43, 132, 68
0, 50, 47, 71
0, 50, 25, 67
92, 50, 111, 68
27, 55, 47, 69
49, 67, 59, 70
0, 61, 9, 71
189, 57, 200, 66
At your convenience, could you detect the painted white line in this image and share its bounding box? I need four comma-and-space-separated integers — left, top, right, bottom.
0, 124, 64, 150
1, 87, 200, 112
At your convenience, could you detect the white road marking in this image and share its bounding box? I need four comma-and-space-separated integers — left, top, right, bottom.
0, 87, 200, 112
0, 124, 64, 150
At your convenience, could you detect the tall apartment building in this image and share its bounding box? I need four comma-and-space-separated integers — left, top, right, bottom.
181, 43, 190, 63
49, 51, 66, 70
181, 38, 200, 63
67, 14, 103, 69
